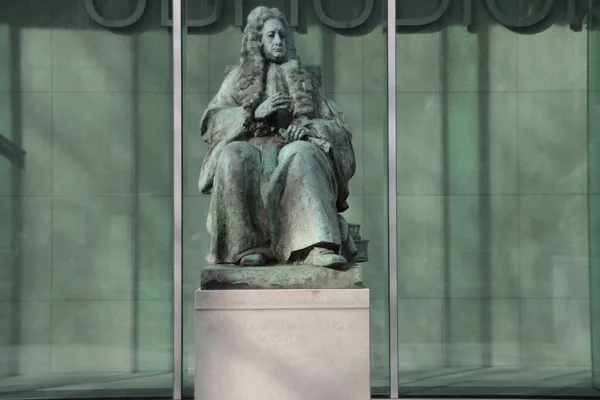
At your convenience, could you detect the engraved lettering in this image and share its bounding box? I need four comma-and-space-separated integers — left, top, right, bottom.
211, 320, 355, 333
395, 0, 450, 27
235, 0, 243, 27
568, 0, 596, 31
288, 335, 304, 343
260, 334, 305, 343
567, 0, 578, 24
290, 0, 299, 28
235, 0, 299, 28
463, 0, 472, 27
486, 0, 553, 28
259, 335, 281, 343
161, 0, 224, 27
86, 0, 589, 32
313, 0, 374, 29
85, 0, 147, 28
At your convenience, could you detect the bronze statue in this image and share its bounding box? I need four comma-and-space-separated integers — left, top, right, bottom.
199, 6, 357, 268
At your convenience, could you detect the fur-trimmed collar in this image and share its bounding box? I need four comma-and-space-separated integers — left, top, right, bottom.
234, 59, 322, 119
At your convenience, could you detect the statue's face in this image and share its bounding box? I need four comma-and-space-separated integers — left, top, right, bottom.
261, 18, 286, 63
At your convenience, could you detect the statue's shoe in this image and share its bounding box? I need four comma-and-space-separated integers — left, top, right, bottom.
240, 253, 266, 267
304, 247, 347, 268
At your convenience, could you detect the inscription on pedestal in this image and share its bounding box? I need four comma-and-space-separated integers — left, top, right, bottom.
209, 320, 355, 348
209, 320, 354, 333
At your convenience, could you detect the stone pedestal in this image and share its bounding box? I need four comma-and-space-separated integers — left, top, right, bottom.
194, 288, 370, 400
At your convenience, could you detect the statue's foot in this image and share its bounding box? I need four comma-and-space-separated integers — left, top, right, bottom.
240, 253, 266, 267
304, 247, 347, 268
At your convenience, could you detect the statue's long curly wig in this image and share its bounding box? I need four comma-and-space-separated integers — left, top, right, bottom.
236, 7, 319, 119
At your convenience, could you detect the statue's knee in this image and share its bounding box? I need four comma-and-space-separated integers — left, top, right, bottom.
279, 140, 318, 160
220, 141, 258, 166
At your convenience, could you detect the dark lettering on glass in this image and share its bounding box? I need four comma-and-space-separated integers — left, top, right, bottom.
485, 0, 553, 28
161, 0, 224, 27
85, 0, 147, 28
313, 0, 374, 29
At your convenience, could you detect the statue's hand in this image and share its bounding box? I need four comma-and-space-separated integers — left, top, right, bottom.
254, 95, 292, 119
280, 125, 311, 142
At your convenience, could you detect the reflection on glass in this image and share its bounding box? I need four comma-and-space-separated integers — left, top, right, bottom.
0, 1, 173, 398
397, 0, 595, 397
182, 0, 389, 397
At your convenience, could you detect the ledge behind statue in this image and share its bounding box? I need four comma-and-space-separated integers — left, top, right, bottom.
198, 6, 358, 268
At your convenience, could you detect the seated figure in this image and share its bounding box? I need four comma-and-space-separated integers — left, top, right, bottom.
198, 6, 358, 268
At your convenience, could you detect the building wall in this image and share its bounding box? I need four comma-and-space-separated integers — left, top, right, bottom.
0, 0, 594, 389
588, 9, 600, 387
0, 0, 174, 375
395, 0, 590, 368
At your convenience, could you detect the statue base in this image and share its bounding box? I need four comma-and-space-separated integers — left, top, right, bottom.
194, 288, 370, 400
201, 264, 364, 290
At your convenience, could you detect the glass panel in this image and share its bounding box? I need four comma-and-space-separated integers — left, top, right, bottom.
397, 0, 595, 397
589, 0, 600, 392
0, 1, 173, 398
181, 0, 389, 397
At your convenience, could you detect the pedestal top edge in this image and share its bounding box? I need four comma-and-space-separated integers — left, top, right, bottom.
194, 288, 370, 310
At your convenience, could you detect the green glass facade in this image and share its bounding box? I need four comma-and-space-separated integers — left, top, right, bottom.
1, 0, 600, 399
0, 0, 174, 397
396, 0, 591, 395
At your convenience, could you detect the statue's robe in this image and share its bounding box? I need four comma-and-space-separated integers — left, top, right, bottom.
198, 60, 357, 264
